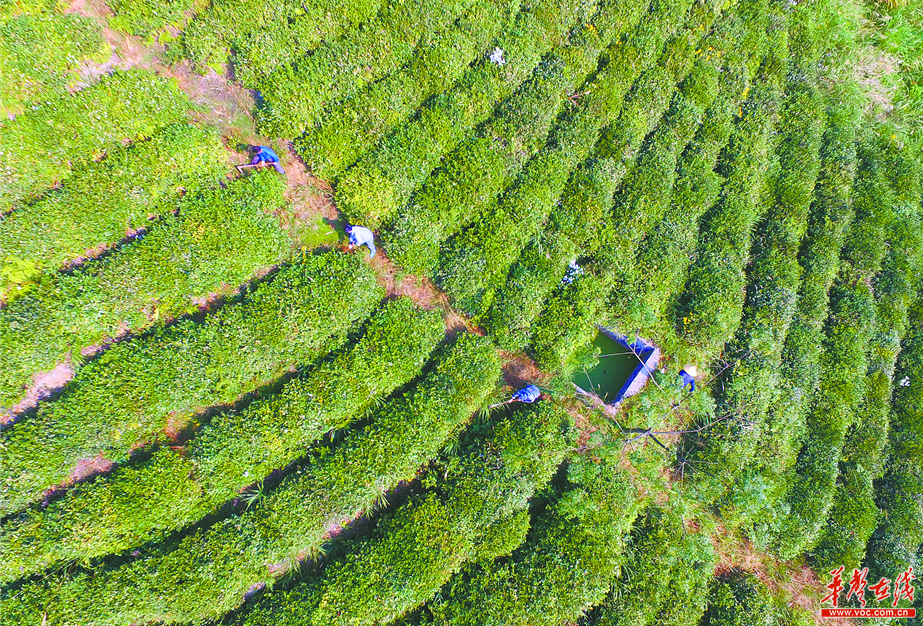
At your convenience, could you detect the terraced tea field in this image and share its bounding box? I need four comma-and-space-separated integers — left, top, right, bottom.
1, 0, 921, 624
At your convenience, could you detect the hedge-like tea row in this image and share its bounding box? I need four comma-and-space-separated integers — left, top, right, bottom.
0, 298, 443, 582
297, 0, 521, 179
257, 0, 475, 137
242, 401, 574, 626
384, 0, 650, 276
811, 144, 921, 572
435, 0, 708, 316
108, 0, 195, 36
182, 0, 383, 82
0, 123, 227, 295
755, 102, 860, 518
595, 507, 718, 626
334, 0, 594, 228
677, 29, 786, 353
418, 455, 643, 625
0, 8, 107, 111
0, 171, 289, 414
700, 570, 776, 626
771, 139, 896, 559
528, 0, 767, 370
864, 291, 923, 582
689, 10, 825, 512
0, 251, 382, 514
0, 69, 190, 208
1, 333, 500, 626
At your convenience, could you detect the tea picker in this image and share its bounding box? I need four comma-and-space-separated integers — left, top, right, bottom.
236, 146, 285, 174
345, 225, 376, 258
679, 364, 697, 392
489, 384, 543, 409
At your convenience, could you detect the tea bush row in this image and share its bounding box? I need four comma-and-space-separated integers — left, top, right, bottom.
108, 0, 196, 36
0, 170, 289, 413
754, 102, 860, 529
383, 0, 651, 276
487, 6, 751, 352
0, 333, 500, 625
0, 69, 190, 208
700, 570, 776, 626
595, 507, 718, 626
863, 292, 923, 582
417, 455, 643, 625
297, 0, 521, 179
242, 401, 574, 626
771, 139, 897, 559
182, 0, 383, 83
334, 0, 594, 228
0, 298, 444, 582
677, 28, 786, 353
528, 0, 768, 370
811, 143, 921, 572
690, 10, 825, 512
0, 7, 107, 112
434, 0, 709, 316
0, 122, 227, 296
0, 251, 382, 514
257, 0, 475, 137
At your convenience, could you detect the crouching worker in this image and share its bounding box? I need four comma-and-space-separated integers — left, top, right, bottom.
345, 224, 376, 258
679, 364, 697, 392
236, 145, 285, 174
511, 384, 542, 403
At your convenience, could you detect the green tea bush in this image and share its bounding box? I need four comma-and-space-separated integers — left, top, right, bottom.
700, 570, 775, 626
812, 143, 921, 572
419, 455, 644, 625
0, 123, 227, 295
0, 171, 289, 413
334, 0, 594, 228
384, 0, 650, 276
595, 507, 718, 626
0, 298, 443, 581
690, 9, 825, 514
108, 0, 196, 36
864, 293, 923, 581
769, 145, 898, 559
0, 333, 500, 625
242, 401, 574, 626
435, 0, 710, 316
0, 251, 382, 514
182, 0, 383, 82
0, 69, 190, 208
297, 0, 521, 179
257, 0, 474, 137
755, 102, 860, 522
678, 35, 786, 353
0, 9, 107, 112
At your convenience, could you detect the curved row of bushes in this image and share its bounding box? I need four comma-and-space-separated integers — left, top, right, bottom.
0, 170, 289, 413
0, 123, 228, 297
0, 69, 190, 208
383, 0, 650, 276
0, 251, 382, 514
434, 0, 711, 316
242, 401, 574, 626
1, 332, 501, 626
297, 0, 522, 179
256, 0, 476, 137
0, 298, 444, 582
334, 0, 594, 228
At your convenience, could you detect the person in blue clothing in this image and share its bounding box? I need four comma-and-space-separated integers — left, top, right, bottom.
511, 384, 542, 403
237, 145, 285, 174
345, 224, 376, 258
679, 364, 697, 392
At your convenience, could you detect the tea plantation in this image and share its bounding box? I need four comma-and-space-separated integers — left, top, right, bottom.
1, 0, 921, 624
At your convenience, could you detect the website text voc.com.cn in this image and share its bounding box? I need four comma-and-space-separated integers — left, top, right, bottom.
821, 608, 916, 618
